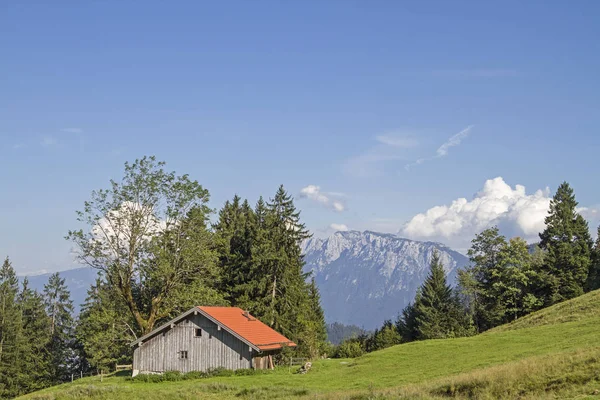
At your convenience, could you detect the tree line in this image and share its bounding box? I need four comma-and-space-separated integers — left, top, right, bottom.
0, 261, 78, 398
1, 156, 327, 397
334, 181, 600, 356
70, 157, 326, 371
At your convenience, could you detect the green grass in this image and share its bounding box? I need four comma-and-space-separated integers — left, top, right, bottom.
20, 290, 600, 400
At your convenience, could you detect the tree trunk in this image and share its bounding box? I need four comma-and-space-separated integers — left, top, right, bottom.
270, 275, 277, 327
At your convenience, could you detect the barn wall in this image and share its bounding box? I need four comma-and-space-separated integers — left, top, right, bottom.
134, 313, 253, 373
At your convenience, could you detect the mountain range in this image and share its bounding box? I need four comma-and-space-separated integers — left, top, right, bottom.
24, 230, 470, 329
302, 231, 469, 328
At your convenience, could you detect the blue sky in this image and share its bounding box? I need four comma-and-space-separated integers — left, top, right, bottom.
1, 1, 600, 274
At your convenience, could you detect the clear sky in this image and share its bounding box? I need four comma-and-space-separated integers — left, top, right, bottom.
2, 1, 600, 274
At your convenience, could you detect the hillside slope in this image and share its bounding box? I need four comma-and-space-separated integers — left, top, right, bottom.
20, 290, 600, 400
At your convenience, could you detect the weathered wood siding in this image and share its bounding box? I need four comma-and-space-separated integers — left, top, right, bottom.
133, 313, 253, 373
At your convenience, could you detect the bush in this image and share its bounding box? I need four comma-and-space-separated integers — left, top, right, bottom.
128, 367, 262, 383
334, 341, 365, 358
163, 370, 182, 381
183, 371, 207, 380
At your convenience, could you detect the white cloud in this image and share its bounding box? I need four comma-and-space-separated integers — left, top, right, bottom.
329, 223, 349, 232
299, 185, 345, 212
61, 128, 83, 134
400, 177, 552, 251
40, 135, 57, 147
91, 201, 168, 256
375, 135, 419, 148
345, 132, 418, 177
406, 125, 473, 170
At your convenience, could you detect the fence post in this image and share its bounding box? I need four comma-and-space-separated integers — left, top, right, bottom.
80, 370, 83, 379
71, 374, 73, 383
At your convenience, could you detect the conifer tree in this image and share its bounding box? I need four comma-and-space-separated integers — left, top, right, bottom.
17, 278, 52, 393
44, 273, 76, 384
0, 257, 23, 398
77, 277, 133, 372
296, 278, 328, 358
215, 187, 327, 358
396, 294, 420, 343
366, 320, 401, 352
413, 251, 472, 340
585, 226, 600, 291
538, 182, 593, 304
214, 196, 258, 308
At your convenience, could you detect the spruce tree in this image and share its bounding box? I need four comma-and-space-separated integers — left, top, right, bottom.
0, 257, 23, 398
17, 278, 52, 393
585, 226, 600, 291
77, 277, 133, 372
413, 251, 472, 340
396, 295, 420, 343
44, 273, 76, 384
538, 182, 593, 304
296, 278, 328, 358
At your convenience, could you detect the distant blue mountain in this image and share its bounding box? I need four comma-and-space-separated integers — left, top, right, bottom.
23, 267, 99, 313
22, 230, 470, 328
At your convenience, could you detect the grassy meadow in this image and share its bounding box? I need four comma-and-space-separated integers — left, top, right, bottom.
19, 290, 600, 400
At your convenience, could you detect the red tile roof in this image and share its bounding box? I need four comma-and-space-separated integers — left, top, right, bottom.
198, 306, 296, 351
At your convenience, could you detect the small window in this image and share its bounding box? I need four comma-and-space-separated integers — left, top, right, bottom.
195, 328, 202, 337
180, 351, 188, 359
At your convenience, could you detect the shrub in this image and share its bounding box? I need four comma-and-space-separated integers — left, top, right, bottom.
163, 370, 183, 381
183, 371, 207, 380
334, 340, 365, 358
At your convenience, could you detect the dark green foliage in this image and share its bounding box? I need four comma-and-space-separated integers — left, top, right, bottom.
214, 186, 327, 359
0, 259, 55, 398
365, 320, 401, 352
585, 226, 600, 291
461, 227, 508, 331
538, 182, 593, 304
0, 257, 24, 398
326, 322, 367, 345
76, 277, 133, 372
44, 272, 77, 384
405, 251, 474, 341
17, 278, 52, 392
397, 295, 421, 342
67, 156, 218, 336
459, 228, 542, 332
333, 339, 366, 358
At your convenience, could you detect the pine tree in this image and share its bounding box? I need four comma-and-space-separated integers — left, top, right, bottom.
77, 277, 134, 372
413, 251, 472, 340
214, 196, 258, 308
296, 278, 328, 359
366, 320, 401, 352
585, 226, 600, 291
44, 273, 76, 384
538, 182, 593, 304
17, 278, 52, 393
0, 257, 23, 398
396, 294, 420, 343
215, 187, 327, 358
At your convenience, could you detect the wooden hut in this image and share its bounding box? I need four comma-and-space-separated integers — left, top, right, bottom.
130, 306, 296, 376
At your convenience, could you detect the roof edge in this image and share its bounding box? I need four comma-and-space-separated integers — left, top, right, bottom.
129, 307, 262, 352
